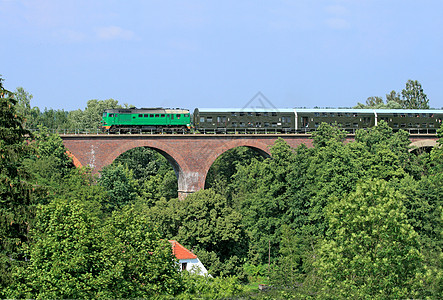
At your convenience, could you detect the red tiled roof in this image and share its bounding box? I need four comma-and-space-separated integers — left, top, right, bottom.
169, 240, 197, 260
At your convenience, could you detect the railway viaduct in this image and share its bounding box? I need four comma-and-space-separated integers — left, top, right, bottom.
61, 134, 438, 199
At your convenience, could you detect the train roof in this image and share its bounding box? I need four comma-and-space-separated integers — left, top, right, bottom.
104, 108, 189, 114
195, 108, 294, 113
195, 108, 443, 114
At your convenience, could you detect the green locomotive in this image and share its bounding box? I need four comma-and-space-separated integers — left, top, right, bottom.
101, 108, 191, 133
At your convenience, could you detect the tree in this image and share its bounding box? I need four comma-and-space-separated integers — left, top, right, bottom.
98, 164, 138, 212
401, 79, 429, 109
14, 87, 32, 125
68, 99, 123, 130
0, 77, 35, 293
315, 179, 424, 299
7, 196, 183, 298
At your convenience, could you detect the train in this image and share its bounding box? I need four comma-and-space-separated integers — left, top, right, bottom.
101, 107, 443, 134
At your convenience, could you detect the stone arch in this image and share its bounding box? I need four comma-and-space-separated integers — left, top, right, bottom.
202, 140, 272, 185
103, 140, 190, 194
409, 139, 438, 153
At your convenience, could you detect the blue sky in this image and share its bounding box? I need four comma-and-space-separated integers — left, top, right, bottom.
1, 0, 442, 111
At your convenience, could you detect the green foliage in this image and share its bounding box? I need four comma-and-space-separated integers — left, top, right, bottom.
143, 189, 247, 278
98, 164, 138, 212
178, 273, 244, 299
311, 122, 346, 147
0, 77, 35, 293
355, 79, 430, 109
7, 199, 183, 299
401, 79, 430, 109
315, 179, 425, 299
68, 99, 123, 130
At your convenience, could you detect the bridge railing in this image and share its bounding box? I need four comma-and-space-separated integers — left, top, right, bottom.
28, 127, 439, 135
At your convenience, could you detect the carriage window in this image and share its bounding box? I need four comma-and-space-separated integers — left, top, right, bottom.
200, 117, 205, 123
256, 112, 261, 116
207, 117, 213, 122
231, 112, 237, 116
353, 123, 358, 128
315, 123, 319, 128
161, 114, 165, 117
239, 122, 245, 127
109, 114, 114, 117
393, 123, 399, 128
139, 114, 143, 117
144, 114, 148, 117
264, 112, 269, 116
247, 112, 253, 116
155, 114, 159, 117
240, 112, 245, 116
272, 112, 277, 116
264, 122, 270, 127
422, 123, 427, 128
255, 122, 261, 127
271, 122, 278, 127
401, 123, 406, 127
314, 113, 320, 117
232, 122, 237, 127
176, 114, 181, 118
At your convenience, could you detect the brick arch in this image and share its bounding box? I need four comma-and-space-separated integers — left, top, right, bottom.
103, 140, 191, 193
202, 140, 272, 185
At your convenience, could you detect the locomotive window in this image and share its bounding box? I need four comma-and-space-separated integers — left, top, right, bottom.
103, 112, 107, 117
200, 117, 205, 122
109, 114, 114, 117
176, 114, 181, 117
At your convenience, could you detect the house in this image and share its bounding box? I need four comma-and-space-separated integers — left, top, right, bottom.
169, 240, 208, 276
